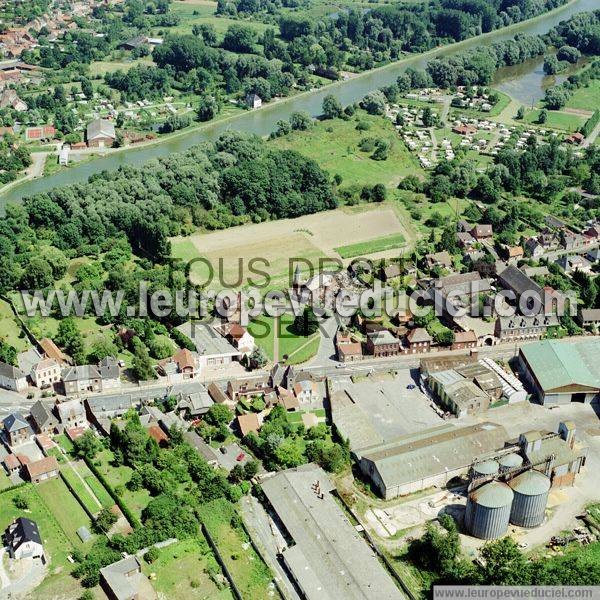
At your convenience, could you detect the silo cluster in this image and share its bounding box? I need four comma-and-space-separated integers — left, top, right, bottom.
465, 467, 551, 539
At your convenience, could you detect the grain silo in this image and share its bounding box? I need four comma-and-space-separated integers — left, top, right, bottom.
472, 459, 500, 479
465, 481, 513, 539
509, 470, 550, 528
498, 453, 524, 472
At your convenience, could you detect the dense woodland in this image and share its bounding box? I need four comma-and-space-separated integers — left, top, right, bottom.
13, 131, 335, 266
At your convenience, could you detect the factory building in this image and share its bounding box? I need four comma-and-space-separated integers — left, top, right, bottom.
357, 422, 508, 499
465, 481, 514, 540
518, 421, 586, 488
260, 464, 404, 599
518, 339, 600, 405
423, 355, 525, 417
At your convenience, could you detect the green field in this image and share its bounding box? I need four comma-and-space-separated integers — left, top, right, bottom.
565, 79, 600, 112
163, 1, 274, 37
60, 466, 102, 515
271, 110, 422, 188
335, 233, 406, 258
524, 108, 587, 131
142, 537, 234, 599
198, 499, 278, 600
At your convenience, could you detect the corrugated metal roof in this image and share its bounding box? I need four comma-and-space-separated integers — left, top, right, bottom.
470, 481, 513, 508
509, 470, 550, 495
520, 339, 600, 392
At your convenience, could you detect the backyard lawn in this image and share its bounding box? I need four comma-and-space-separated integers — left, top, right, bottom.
142, 537, 234, 599
197, 499, 279, 600
94, 449, 151, 519
0, 299, 29, 351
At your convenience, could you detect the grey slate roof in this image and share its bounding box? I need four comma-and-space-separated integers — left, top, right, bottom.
497, 265, 542, 297
98, 356, 119, 380
3, 412, 29, 432
0, 361, 26, 380
261, 464, 404, 599
6, 517, 42, 548
29, 400, 55, 429
62, 365, 100, 382
177, 322, 240, 357
100, 556, 143, 600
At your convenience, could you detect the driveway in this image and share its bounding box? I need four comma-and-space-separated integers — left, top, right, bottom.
0, 549, 47, 597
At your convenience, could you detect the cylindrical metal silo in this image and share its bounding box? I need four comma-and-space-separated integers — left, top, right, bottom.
472, 459, 500, 479
509, 470, 550, 528
465, 481, 513, 540
498, 453, 523, 472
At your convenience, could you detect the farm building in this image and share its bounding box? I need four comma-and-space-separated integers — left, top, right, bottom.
357, 422, 508, 499
518, 339, 600, 405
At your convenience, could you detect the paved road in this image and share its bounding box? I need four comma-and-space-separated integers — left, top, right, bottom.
582, 118, 600, 148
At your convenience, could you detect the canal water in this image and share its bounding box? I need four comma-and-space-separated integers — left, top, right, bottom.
0, 0, 596, 208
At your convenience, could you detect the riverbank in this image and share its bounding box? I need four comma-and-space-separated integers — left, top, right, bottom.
0, 0, 594, 208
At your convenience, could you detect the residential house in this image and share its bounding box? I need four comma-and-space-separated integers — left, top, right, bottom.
452, 330, 478, 350
246, 93, 262, 109
29, 400, 58, 434
237, 413, 260, 437
177, 388, 214, 418
157, 348, 199, 380
335, 331, 363, 362
56, 399, 87, 429
555, 255, 593, 275
406, 328, 432, 353
505, 246, 524, 263
31, 358, 61, 388
276, 386, 299, 411
39, 338, 68, 365
562, 231, 587, 251
583, 224, 600, 240
207, 382, 228, 404
3, 413, 31, 446
25, 456, 59, 484
381, 264, 402, 281
100, 555, 156, 600
424, 251, 453, 271
86, 118, 116, 148
62, 365, 103, 395
525, 238, 545, 259
457, 231, 476, 249
4, 518, 44, 560
217, 323, 255, 355
577, 308, 600, 329
586, 247, 600, 263
293, 380, 319, 404
227, 375, 270, 401
470, 224, 493, 241
98, 356, 121, 390
0, 89, 27, 111
0, 361, 27, 392
366, 330, 401, 357
495, 314, 559, 342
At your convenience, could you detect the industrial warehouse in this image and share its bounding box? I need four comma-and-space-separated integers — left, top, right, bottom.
356, 422, 509, 499
518, 339, 600, 405
260, 464, 404, 599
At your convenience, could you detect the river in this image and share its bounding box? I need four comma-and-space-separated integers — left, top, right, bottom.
1, 0, 596, 208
